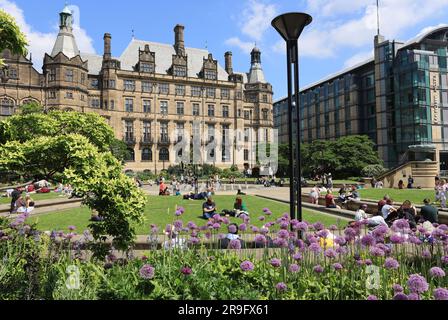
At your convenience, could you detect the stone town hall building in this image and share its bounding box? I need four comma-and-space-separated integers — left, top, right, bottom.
0, 5, 274, 173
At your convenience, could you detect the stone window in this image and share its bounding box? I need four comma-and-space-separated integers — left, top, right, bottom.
0, 98, 14, 116
208, 105, 215, 117
204, 70, 217, 80
222, 105, 229, 118
244, 110, 250, 120
140, 63, 154, 73
176, 102, 184, 115
109, 80, 116, 89
263, 94, 268, 103
173, 66, 187, 77
175, 85, 185, 96
159, 148, 170, 161
244, 149, 249, 161
90, 98, 100, 108
143, 121, 151, 141
160, 101, 168, 115
262, 109, 269, 120
66, 69, 74, 82
193, 103, 200, 116
221, 88, 230, 99
49, 91, 56, 99
159, 83, 169, 94
142, 81, 152, 93
142, 148, 152, 161
143, 100, 151, 113
124, 80, 136, 91
125, 148, 135, 162
49, 69, 56, 82
9, 68, 18, 79
191, 86, 202, 97
206, 88, 215, 98
110, 100, 115, 110
81, 73, 85, 85
91, 79, 99, 89
125, 98, 134, 112
66, 92, 74, 99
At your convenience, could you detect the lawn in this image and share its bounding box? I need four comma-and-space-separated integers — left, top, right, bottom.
358, 188, 435, 205
0, 192, 66, 205
28, 195, 341, 234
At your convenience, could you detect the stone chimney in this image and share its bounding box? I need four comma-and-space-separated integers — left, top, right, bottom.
225, 51, 233, 75
104, 33, 112, 60
174, 24, 185, 56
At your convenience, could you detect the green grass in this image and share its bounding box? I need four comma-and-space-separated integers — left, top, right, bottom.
0, 192, 66, 205
358, 188, 435, 205
28, 195, 340, 234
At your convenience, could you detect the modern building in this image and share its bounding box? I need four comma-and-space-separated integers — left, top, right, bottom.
0, 5, 274, 173
274, 27, 448, 175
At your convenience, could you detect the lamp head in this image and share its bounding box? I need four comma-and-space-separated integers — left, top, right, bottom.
271, 12, 312, 41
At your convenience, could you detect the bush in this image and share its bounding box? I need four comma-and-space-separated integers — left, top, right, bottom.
361, 164, 387, 178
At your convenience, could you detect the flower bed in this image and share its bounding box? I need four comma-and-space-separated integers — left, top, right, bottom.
0, 208, 447, 300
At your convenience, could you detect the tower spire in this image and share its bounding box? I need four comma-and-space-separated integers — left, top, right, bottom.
376, 0, 381, 36
50, 4, 80, 58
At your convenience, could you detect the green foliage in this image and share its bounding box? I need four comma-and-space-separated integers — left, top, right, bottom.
0, 111, 147, 250
362, 164, 387, 178
109, 138, 131, 164
0, 10, 28, 67
19, 101, 44, 114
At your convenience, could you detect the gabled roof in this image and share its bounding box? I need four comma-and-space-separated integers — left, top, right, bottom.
119, 39, 229, 80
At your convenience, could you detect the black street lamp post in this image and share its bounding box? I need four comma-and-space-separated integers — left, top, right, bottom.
272, 13, 312, 224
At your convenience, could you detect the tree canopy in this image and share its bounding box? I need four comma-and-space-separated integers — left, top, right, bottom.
0, 10, 28, 67
0, 110, 147, 251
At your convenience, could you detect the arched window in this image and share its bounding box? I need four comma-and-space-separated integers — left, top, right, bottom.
47, 107, 59, 112
1, 98, 14, 116
159, 148, 169, 161
64, 107, 74, 112
21, 98, 38, 106
142, 148, 152, 161
125, 148, 135, 162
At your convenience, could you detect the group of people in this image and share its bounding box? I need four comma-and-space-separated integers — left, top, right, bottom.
310, 184, 362, 208
352, 195, 439, 230
202, 195, 249, 219
398, 176, 415, 190
9, 189, 35, 214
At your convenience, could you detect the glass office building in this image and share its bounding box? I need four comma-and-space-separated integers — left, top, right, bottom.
274, 27, 448, 171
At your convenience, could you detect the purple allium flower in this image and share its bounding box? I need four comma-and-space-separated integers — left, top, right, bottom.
295, 222, 308, 232
336, 246, 348, 255
165, 224, 173, 234
239, 214, 248, 221
407, 274, 429, 294
276, 282, 288, 293
393, 284, 404, 293
218, 233, 226, 240
313, 265, 324, 274
373, 225, 389, 237
433, 288, 448, 300
334, 236, 346, 246
361, 234, 376, 247
277, 229, 289, 239
369, 246, 385, 257
367, 295, 378, 300
262, 208, 270, 213
407, 293, 420, 300
313, 222, 324, 231
205, 232, 212, 240
259, 227, 269, 235
442, 256, 448, 265
364, 259, 373, 266
68, 226, 76, 231
317, 229, 329, 239
181, 266, 192, 276
222, 217, 230, 225
240, 260, 254, 272
429, 267, 446, 278
188, 237, 200, 245
309, 243, 322, 255
333, 263, 343, 271
289, 264, 300, 273
187, 222, 197, 230
212, 214, 220, 221
422, 249, 431, 259
229, 239, 242, 249
279, 221, 289, 230
270, 258, 282, 268
393, 293, 408, 300
254, 234, 267, 245
251, 226, 259, 233
307, 234, 319, 244
273, 238, 288, 248
344, 227, 357, 240
239, 224, 247, 232
293, 252, 302, 261
384, 258, 399, 270
390, 234, 405, 244
409, 236, 422, 245
258, 216, 266, 222
329, 225, 338, 231
228, 224, 237, 234
139, 264, 155, 280
212, 223, 220, 230
393, 219, 410, 230
324, 248, 337, 259
174, 220, 183, 230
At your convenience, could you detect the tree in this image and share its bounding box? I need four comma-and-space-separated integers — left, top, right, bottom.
19, 101, 44, 114
361, 164, 386, 178
0, 134, 146, 252
0, 10, 28, 67
0, 109, 125, 163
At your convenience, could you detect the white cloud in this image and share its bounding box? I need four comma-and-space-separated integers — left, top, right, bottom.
288, 0, 448, 59
344, 50, 373, 68
225, 0, 277, 53
240, 0, 277, 41
225, 37, 254, 54
0, 0, 95, 71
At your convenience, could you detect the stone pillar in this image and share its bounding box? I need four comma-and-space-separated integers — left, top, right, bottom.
174, 24, 185, 56
104, 33, 112, 60
225, 51, 233, 75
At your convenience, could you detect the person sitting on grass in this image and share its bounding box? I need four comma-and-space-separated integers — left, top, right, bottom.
202, 197, 217, 219
352, 204, 388, 228
159, 180, 170, 196
394, 200, 418, 229
221, 197, 249, 218
381, 198, 396, 220
419, 198, 438, 224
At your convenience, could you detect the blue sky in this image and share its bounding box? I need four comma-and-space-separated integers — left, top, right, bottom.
1, 0, 448, 100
